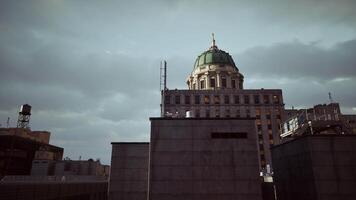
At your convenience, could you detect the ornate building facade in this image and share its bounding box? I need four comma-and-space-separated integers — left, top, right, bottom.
162, 37, 285, 170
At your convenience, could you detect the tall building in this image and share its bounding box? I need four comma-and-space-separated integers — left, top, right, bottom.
162, 37, 285, 170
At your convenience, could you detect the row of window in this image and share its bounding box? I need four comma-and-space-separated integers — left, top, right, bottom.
165, 94, 280, 105
197, 77, 237, 89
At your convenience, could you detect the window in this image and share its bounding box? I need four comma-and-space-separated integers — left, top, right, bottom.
194, 95, 200, 104
204, 95, 210, 104
224, 95, 230, 104
268, 124, 272, 130
273, 95, 280, 104
256, 108, 261, 119
206, 109, 210, 118
234, 95, 240, 104
222, 77, 227, 88
214, 95, 220, 104
263, 95, 270, 104
254, 95, 260, 104
175, 95, 180, 104
257, 125, 262, 131
165, 95, 171, 104
244, 95, 250, 104
256, 119, 262, 125
200, 80, 205, 89
246, 108, 250, 118
185, 95, 190, 104
226, 109, 230, 118
266, 114, 271, 120
236, 109, 240, 117
231, 79, 236, 89
215, 109, 220, 118
210, 77, 216, 88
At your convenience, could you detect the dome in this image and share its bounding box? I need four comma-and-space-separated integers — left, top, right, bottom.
194, 48, 237, 69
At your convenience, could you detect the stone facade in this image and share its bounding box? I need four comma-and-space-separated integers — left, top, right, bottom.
149, 118, 262, 200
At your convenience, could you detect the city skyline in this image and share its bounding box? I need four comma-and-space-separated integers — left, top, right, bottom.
1, 0, 356, 164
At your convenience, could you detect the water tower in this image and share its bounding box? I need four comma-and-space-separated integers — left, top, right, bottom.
17, 104, 32, 128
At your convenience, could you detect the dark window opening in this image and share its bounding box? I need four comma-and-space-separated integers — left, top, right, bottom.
234, 95, 240, 104
244, 95, 250, 104
224, 95, 230, 104
210, 77, 216, 88
175, 95, 180, 104
185, 95, 190, 104
231, 79, 236, 89
222, 77, 227, 88
211, 132, 247, 139
214, 95, 220, 104
200, 80, 205, 89
165, 95, 171, 104
204, 95, 210, 104
263, 95, 270, 104
254, 95, 260, 104
194, 95, 200, 104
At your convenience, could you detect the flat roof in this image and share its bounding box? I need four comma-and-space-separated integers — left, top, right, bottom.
149, 117, 256, 121
271, 134, 356, 149
111, 142, 149, 145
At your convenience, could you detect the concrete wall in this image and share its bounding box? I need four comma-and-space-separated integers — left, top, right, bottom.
272, 135, 356, 200
109, 143, 149, 200
149, 118, 262, 200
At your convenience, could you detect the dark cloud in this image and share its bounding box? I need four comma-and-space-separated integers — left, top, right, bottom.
1, 0, 355, 163
238, 39, 356, 80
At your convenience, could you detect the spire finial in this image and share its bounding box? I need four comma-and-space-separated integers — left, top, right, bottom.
211, 33, 216, 47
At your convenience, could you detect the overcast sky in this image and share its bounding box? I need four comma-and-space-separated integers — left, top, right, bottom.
1, 0, 356, 164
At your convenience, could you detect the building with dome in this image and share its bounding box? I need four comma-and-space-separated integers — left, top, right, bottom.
162, 36, 285, 170
108, 36, 285, 200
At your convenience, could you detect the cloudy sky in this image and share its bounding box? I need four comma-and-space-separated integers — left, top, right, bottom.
1, 0, 355, 164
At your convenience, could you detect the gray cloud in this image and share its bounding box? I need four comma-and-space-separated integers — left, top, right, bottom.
238, 39, 356, 80
1, 0, 355, 163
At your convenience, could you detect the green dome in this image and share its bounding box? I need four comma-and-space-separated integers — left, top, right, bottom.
194, 48, 237, 69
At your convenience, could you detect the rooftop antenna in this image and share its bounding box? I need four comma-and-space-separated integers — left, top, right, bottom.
328, 92, 334, 103
160, 61, 168, 117
160, 61, 167, 91
17, 104, 32, 129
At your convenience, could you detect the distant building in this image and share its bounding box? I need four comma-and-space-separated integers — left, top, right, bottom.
343, 114, 356, 134
272, 134, 356, 200
281, 103, 354, 139
0, 131, 63, 177
161, 37, 285, 170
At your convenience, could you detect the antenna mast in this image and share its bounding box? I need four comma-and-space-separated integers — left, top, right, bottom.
160, 61, 167, 91
160, 61, 168, 117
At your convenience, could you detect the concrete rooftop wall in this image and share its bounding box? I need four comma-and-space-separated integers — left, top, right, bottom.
149, 118, 262, 200
272, 135, 356, 200
109, 143, 149, 200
